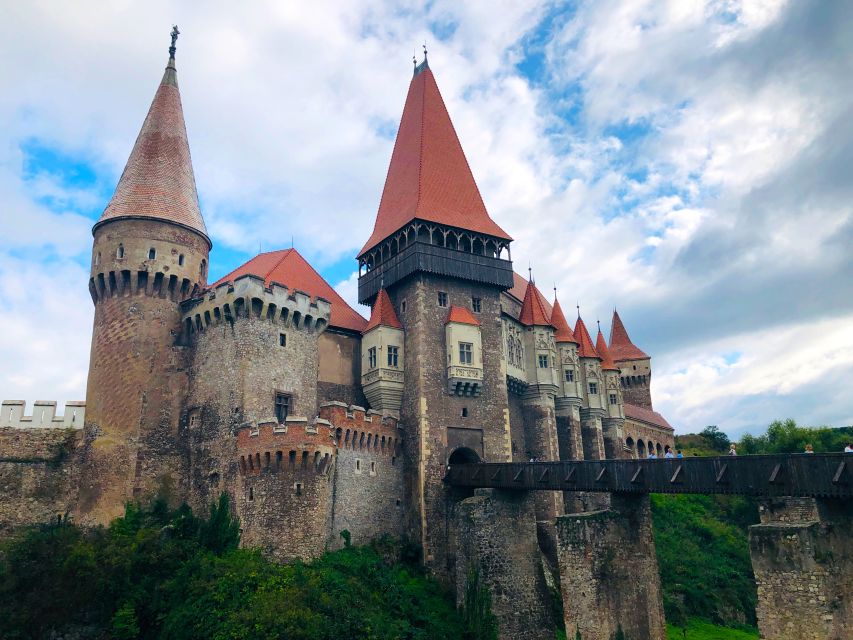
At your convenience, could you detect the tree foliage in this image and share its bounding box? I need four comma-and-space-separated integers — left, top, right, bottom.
738, 419, 853, 454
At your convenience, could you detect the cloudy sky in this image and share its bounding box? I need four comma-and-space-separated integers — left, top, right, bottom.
1, 0, 851, 438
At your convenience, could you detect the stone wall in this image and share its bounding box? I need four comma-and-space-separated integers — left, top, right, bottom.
750, 497, 852, 640
623, 419, 674, 459
0, 427, 81, 534
318, 330, 366, 409
455, 489, 554, 640
556, 493, 666, 640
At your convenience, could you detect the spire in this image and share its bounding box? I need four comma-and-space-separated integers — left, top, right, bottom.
609, 310, 649, 361
358, 61, 511, 258
550, 297, 578, 343
364, 288, 403, 332
574, 315, 600, 359
595, 328, 620, 370
94, 26, 209, 245
519, 280, 553, 327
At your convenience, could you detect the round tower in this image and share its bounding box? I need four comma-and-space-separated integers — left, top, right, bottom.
79, 28, 211, 524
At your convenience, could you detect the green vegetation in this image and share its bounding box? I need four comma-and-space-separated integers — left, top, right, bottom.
738, 419, 853, 454
666, 617, 759, 639
0, 495, 474, 640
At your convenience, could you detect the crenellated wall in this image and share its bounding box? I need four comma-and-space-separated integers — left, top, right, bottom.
0, 400, 85, 429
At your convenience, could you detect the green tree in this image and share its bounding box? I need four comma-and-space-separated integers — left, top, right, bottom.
699, 425, 730, 452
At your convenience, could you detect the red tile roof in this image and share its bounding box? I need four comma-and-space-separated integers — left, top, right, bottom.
519, 281, 553, 327
507, 272, 553, 314
446, 305, 481, 326
95, 55, 209, 244
213, 249, 367, 332
365, 289, 402, 332
595, 329, 620, 371
574, 316, 600, 359
625, 403, 673, 431
609, 310, 649, 361
358, 63, 511, 258
551, 298, 577, 344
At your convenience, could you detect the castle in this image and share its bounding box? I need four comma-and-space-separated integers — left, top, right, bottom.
0, 33, 677, 635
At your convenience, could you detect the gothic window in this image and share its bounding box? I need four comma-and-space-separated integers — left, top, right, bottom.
274, 393, 291, 423
589, 382, 598, 395
387, 345, 399, 367
538, 355, 548, 369
437, 291, 448, 307
368, 347, 377, 369
472, 297, 481, 313
609, 393, 618, 405
459, 342, 473, 365
507, 334, 514, 362
565, 369, 574, 382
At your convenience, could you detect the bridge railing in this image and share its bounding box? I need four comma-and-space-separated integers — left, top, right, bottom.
446, 454, 853, 498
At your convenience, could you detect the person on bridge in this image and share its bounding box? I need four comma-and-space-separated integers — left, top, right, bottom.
648, 450, 658, 459
844, 443, 853, 453
729, 443, 738, 456
664, 446, 675, 458
676, 450, 684, 458
804, 444, 814, 454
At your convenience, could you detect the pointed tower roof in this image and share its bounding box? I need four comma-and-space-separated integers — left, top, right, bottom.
358, 60, 511, 258
574, 316, 600, 359
519, 281, 553, 327
365, 288, 403, 332
446, 305, 480, 326
551, 298, 578, 343
94, 28, 209, 245
609, 310, 649, 361
595, 328, 620, 371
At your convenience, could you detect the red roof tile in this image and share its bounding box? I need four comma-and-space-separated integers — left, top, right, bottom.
446, 305, 480, 326
574, 316, 600, 359
95, 54, 209, 244
625, 403, 673, 431
365, 289, 402, 332
507, 272, 554, 314
595, 329, 620, 370
519, 281, 553, 327
609, 310, 650, 361
551, 298, 577, 343
358, 63, 511, 257
213, 249, 367, 332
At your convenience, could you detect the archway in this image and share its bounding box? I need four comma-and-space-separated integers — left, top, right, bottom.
448, 447, 480, 465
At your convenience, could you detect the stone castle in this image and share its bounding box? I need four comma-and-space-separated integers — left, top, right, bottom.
0, 36, 687, 639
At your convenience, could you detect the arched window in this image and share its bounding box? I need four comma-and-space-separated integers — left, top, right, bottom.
178, 254, 185, 266
200, 259, 207, 280
116, 244, 124, 259
148, 248, 156, 260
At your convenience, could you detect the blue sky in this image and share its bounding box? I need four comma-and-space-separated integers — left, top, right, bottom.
1, 0, 852, 437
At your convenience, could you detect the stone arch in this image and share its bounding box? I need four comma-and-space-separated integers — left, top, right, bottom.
448, 446, 480, 465
637, 440, 646, 458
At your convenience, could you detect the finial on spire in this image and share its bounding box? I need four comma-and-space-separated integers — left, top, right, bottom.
576, 302, 581, 317
423, 42, 428, 61
553, 284, 557, 298
597, 319, 601, 331
413, 48, 417, 69
169, 25, 180, 59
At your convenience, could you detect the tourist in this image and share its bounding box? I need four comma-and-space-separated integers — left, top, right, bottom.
728, 443, 738, 456
804, 444, 814, 454
844, 443, 853, 453
676, 450, 684, 458
648, 450, 658, 459
664, 446, 674, 459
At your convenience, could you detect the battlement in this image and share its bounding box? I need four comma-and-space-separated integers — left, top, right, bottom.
89, 268, 202, 305
319, 402, 401, 456
182, 274, 332, 337
236, 417, 335, 476
0, 401, 85, 429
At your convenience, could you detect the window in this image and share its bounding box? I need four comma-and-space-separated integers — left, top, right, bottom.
387, 345, 399, 367
538, 354, 549, 369
94, 252, 100, 266
274, 393, 291, 422
356, 459, 362, 472
148, 248, 156, 260
248, 487, 254, 501
472, 297, 481, 313
279, 333, 286, 347
437, 291, 448, 307
368, 347, 377, 369
188, 411, 200, 428
200, 259, 207, 280
116, 244, 124, 259
610, 394, 618, 405
370, 461, 376, 474
178, 254, 185, 266
564, 369, 574, 382
295, 483, 302, 496
459, 342, 473, 364
401, 299, 407, 314
589, 382, 598, 395
461, 407, 468, 417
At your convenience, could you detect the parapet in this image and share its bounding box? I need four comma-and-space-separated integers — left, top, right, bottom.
319, 402, 401, 456
0, 400, 85, 429
181, 274, 332, 338
236, 418, 335, 476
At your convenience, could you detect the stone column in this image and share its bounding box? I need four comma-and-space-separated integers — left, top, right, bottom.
579, 408, 609, 510
602, 417, 626, 460
749, 497, 852, 640
556, 398, 584, 513
556, 493, 666, 640
523, 388, 563, 522
456, 489, 555, 640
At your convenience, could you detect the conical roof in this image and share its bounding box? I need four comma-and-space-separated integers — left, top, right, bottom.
358, 60, 511, 258
95, 44, 209, 244
595, 329, 620, 371
609, 310, 649, 361
551, 298, 577, 343
365, 288, 403, 332
574, 316, 600, 359
519, 281, 553, 327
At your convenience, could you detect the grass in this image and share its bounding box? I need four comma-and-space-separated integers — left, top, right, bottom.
667, 618, 759, 639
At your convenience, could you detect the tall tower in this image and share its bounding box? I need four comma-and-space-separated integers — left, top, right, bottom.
79, 28, 211, 524
357, 56, 514, 573
609, 310, 652, 409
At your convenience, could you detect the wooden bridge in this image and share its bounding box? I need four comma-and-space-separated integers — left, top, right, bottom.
446, 453, 853, 498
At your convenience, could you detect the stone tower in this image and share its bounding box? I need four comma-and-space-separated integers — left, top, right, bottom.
79, 30, 211, 524
356, 57, 514, 574
595, 327, 625, 459
609, 310, 652, 409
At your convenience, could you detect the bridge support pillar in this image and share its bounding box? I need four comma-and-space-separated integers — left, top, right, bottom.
523, 387, 563, 522
556, 399, 584, 513
602, 416, 626, 460
580, 408, 610, 510
556, 493, 666, 640
456, 489, 554, 640
750, 497, 853, 640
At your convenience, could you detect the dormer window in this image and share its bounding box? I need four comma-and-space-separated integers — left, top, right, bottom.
148, 248, 156, 260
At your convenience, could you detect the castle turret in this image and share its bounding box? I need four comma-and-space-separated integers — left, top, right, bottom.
574, 315, 606, 461
596, 327, 625, 459
609, 310, 653, 409
551, 297, 584, 469
362, 289, 405, 414
80, 28, 211, 523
